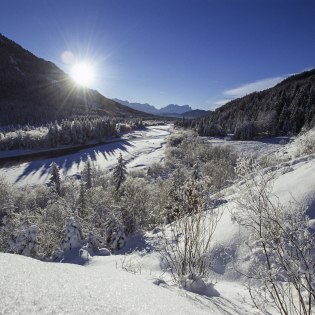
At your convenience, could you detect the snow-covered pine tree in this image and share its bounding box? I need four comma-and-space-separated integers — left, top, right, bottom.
78, 180, 88, 219
82, 160, 92, 189
105, 215, 126, 250
112, 153, 127, 191
49, 162, 61, 195
0, 199, 17, 252
62, 216, 83, 252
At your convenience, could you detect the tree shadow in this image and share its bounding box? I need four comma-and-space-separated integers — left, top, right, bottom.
14, 140, 134, 183
117, 233, 155, 255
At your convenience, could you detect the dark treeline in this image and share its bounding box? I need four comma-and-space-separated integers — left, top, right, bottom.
178, 69, 315, 140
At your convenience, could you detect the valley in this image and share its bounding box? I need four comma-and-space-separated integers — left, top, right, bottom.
1, 3, 315, 314
0, 124, 171, 187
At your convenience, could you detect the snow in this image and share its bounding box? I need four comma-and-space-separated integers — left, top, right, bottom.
0, 125, 171, 187
0, 252, 256, 315
1, 128, 315, 314
206, 136, 291, 158
273, 159, 315, 212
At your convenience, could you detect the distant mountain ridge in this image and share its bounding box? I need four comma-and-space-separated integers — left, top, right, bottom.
113, 99, 208, 118
0, 34, 148, 125
112, 100, 160, 115
160, 104, 192, 114
197, 69, 315, 138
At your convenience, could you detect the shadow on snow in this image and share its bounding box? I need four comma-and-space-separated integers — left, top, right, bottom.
14, 140, 134, 183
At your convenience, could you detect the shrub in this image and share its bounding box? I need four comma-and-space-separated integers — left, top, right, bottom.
295, 127, 315, 156
233, 157, 315, 315
159, 177, 222, 285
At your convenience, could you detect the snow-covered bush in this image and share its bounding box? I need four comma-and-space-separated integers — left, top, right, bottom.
13, 221, 39, 257
233, 157, 315, 315
146, 162, 166, 179
1, 199, 41, 258
118, 177, 153, 234
167, 132, 186, 147
201, 155, 236, 191
294, 127, 315, 157
36, 202, 67, 258
159, 177, 222, 285
165, 132, 237, 192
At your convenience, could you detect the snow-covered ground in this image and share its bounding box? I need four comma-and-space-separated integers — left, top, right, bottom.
0, 252, 259, 315
1, 129, 315, 314
206, 136, 292, 158
0, 125, 171, 187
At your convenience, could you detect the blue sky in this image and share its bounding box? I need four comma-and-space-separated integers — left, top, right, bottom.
1, 0, 314, 109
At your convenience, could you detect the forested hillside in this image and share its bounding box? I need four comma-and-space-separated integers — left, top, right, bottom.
0, 34, 147, 126
197, 69, 315, 139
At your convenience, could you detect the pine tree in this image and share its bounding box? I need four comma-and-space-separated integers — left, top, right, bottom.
105, 215, 126, 250
82, 160, 92, 189
0, 199, 17, 252
112, 153, 127, 191
62, 216, 82, 251
78, 180, 88, 219
49, 162, 61, 195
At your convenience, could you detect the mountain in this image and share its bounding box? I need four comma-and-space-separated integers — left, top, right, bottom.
0, 34, 147, 125
113, 99, 194, 117
112, 99, 159, 115
197, 69, 315, 138
159, 104, 192, 114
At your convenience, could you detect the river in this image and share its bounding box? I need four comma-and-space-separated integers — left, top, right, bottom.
0, 125, 172, 187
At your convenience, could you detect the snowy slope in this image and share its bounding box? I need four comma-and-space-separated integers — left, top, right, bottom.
0, 253, 258, 315
1, 156, 314, 314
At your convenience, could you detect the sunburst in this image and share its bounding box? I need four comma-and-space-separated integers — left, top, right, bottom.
70, 62, 95, 87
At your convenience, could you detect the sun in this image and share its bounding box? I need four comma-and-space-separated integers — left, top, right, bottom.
70, 62, 95, 87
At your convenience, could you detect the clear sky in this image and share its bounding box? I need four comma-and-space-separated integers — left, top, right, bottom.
1, 0, 314, 109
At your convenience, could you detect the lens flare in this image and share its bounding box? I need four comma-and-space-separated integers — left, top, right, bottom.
61, 50, 75, 64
